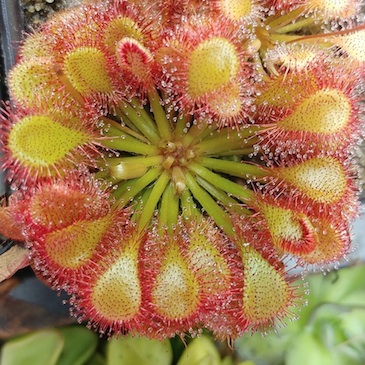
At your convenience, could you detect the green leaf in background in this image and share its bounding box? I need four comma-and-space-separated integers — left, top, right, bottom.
341, 308, 365, 340
235, 330, 291, 365
0, 329, 64, 365
106, 335, 172, 365
221, 356, 234, 365
177, 336, 221, 365
56, 326, 99, 365
221, 356, 256, 365
285, 330, 333, 365
307, 265, 365, 305
85, 352, 106, 365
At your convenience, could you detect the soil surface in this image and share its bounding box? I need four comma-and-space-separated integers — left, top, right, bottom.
20, 0, 81, 30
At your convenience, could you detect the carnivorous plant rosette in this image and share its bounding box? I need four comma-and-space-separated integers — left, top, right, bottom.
0, 0, 364, 341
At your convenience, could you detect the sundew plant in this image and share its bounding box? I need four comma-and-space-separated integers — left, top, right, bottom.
0, 0, 364, 342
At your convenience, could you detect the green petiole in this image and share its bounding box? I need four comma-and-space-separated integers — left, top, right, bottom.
114, 167, 162, 205
137, 171, 170, 231
194, 175, 251, 216
120, 99, 160, 144
101, 133, 159, 155
148, 88, 172, 140
199, 157, 268, 180
159, 181, 179, 231
188, 162, 254, 201
185, 172, 234, 237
